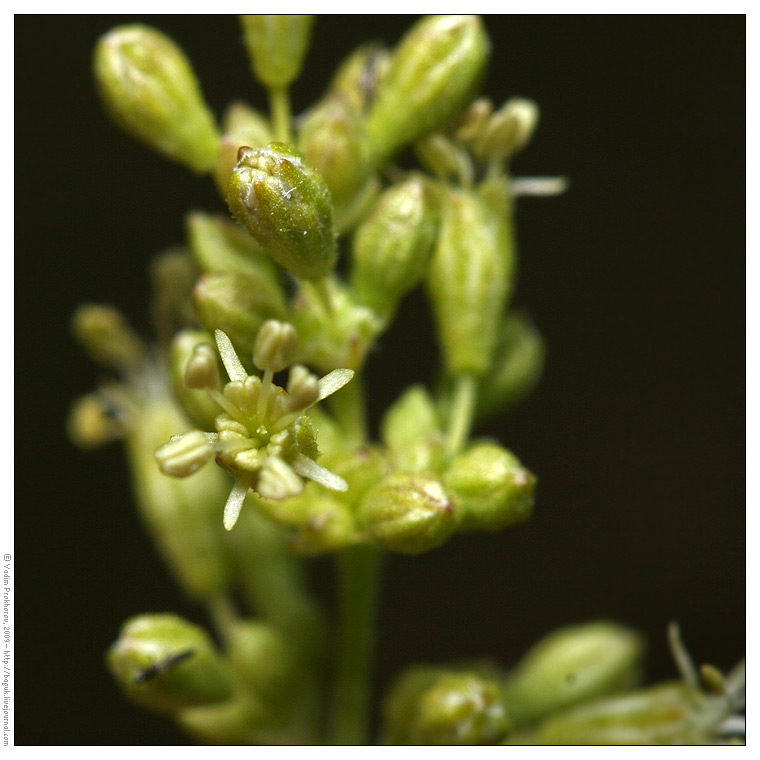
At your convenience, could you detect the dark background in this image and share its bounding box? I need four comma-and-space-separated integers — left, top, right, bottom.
16, 15, 744, 745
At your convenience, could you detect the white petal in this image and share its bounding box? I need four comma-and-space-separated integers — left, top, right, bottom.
215, 329, 247, 382
317, 369, 354, 401
291, 454, 348, 492
223, 477, 250, 531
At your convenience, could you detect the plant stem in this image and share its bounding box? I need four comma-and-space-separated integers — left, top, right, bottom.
207, 593, 239, 646
330, 546, 382, 745
269, 85, 292, 143
330, 368, 368, 446
446, 373, 477, 457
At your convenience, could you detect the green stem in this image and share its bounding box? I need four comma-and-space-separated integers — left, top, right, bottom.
329, 368, 368, 446
269, 85, 292, 143
446, 373, 477, 457
207, 593, 239, 646
330, 546, 382, 745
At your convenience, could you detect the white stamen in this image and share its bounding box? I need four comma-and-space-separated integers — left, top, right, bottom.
223, 476, 251, 531
215, 330, 247, 382
511, 176, 569, 197
318, 369, 355, 401
291, 454, 348, 492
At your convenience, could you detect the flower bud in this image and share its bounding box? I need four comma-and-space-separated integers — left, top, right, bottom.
178, 696, 270, 745
351, 176, 439, 319
329, 43, 391, 114
239, 15, 314, 89
185, 212, 281, 286
288, 493, 360, 555
169, 331, 222, 430
107, 614, 234, 714
413, 672, 510, 745
365, 16, 489, 160
380, 385, 444, 472
213, 102, 274, 196
443, 442, 535, 532
426, 188, 514, 376
472, 98, 540, 163
358, 472, 457, 555
476, 313, 545, 421
298, 95, 369, 209
71, 304, 143, 372
67, 393, 125, 450
93, 25, 219, 172
503, 622, 644, 728
227, 143, 337, 281
194, 272, 288, 363
414, 133, 467, 181
382, 665, 444, 744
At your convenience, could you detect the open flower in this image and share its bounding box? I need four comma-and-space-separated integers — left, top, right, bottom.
155, 320, 353, 530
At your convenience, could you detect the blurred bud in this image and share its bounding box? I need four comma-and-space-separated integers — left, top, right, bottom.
426, 188, 514, 376
227, 620, 297, 710
93, 25, 219, 172
194, 272, 288, 363
107, 614, 234, 714
253, 320, 297, 372
213, 101, 274, 195
382, 665, 444, 744
472, 98, 540, 163
227, 143, 337, 281
71, 304, 143, 372
380, 385, 444, 472
149, 248, 197, 335
351, 176, 439, 319
289, 493, 360, 555
455, 97, 494, 143
125, 398, 232, 598
298, 96, 369, 209
178, 696, 271, 745
476, 313, 545, 421
169, 331, 222, 430
503, 622, 644, 728
358, 472, 457, 555
414, 133, 467, 181
414, 672, 510, 745
239, 15, 314, 89
185, 212, 281, 287
443, 442, 535, 532
365, 15, 489, 160
329, 43, 391, 114
67, 393, 125, 450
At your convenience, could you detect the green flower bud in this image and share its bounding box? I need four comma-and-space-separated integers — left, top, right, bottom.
71, 304, 144, 372
185, 212, 281, 285
382, 665, 445, 744
503, 622, 644, 728
125, 397, 232, 599
443, 442, 535, 532
107, 614, 234, 714
414, 133, 468, 181
239, 15, 314, 89
476, 313, 545, 421
365, 15, 489, 160
194, 271, 288, 364
227, 621, 297, 710
358, 472, 457, 555
227, 143, 337, 281
427, 188, 514, 376
178, 696, 272, 745
381, 385, 444, 472
472, 98, 540, 163
213, 102, 274, 196
329, 43, 391, 114
414, 672, 510, 745
351, 176, 439, 319
169, 330, 221, 430
298, 96, 369, 209
93, 25, 219, 172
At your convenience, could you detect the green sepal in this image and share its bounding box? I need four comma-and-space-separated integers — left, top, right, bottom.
93, 25, 219, 172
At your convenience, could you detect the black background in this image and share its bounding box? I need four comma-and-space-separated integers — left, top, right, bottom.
15, 15, 744, 745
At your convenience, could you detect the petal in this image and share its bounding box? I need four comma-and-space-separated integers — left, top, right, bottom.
215, 329, 247, 382
291, 453, 348, 492
223, 476, 250, 531
317, 369, 354, 402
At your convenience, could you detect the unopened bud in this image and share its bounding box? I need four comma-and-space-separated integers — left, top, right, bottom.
365, 15, 489, 160
414, 672, 510, 745
213, 102, 274, 195
414, 133, 466, 181
94, 25, 219, 172
426, 188, 514, 376
329, 43, 391, 114
253, 320, 297, 372
239, 15, 314, 89
358, 472, 457, 555
473, 97, 540, 162
71, 303, 144, 371
67, 393, 124, 449
227, 143, 337, 281
194, 272, 288, 363
455, 97, 494, 143
351, 176, 439, 318
503, 622, 644, 728
444, 442, 535, 532
178, 697, 270, 745
107, 614, 234, 714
